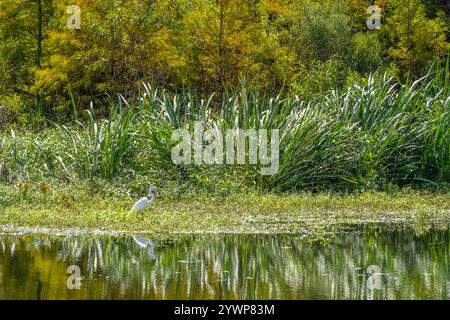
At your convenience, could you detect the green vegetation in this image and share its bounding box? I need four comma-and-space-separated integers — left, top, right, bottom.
1, 68, 449, 193
1, 0, 450, 123
1, 183, 449, 236
0, 67, 449, 235
0, 0, 449, 234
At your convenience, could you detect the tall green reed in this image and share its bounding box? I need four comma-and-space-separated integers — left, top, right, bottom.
55, 101, 138, 179
1, 67, 448, 192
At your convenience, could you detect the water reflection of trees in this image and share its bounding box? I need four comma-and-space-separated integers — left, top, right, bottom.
0, 228, 449, 299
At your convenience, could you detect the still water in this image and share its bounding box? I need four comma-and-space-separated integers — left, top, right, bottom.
1, 225, 449, 299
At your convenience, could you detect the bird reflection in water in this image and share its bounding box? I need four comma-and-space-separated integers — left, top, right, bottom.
132, 235, 157, 260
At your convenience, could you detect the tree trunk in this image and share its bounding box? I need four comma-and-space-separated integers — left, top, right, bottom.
218, 0, 224, 87
37, 0, 43, 68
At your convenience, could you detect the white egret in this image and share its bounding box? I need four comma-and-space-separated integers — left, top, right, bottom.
127, 186, 155, 217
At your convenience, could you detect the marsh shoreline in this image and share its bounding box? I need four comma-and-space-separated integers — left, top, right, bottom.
1, 189, 449, 239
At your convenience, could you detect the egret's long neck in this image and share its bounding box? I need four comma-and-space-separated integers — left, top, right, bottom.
148, 192, 155, 204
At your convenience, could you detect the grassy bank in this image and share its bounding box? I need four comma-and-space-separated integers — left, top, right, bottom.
0, 182, 449, 238
0, 69, 449, 237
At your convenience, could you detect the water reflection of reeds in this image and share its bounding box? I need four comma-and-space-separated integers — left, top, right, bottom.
0, 227, 449, 299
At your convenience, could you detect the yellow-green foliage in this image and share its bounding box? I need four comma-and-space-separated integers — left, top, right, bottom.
382, 0, 449, 75
0, 0, 449, 121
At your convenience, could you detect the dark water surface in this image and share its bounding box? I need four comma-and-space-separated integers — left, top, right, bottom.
1, 226, 450, 299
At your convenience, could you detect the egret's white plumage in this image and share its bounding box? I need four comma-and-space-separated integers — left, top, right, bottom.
127, 186, 155, 217
133, 196, 155, 211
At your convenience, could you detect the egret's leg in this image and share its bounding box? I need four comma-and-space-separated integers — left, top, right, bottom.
126, 208, 134, 218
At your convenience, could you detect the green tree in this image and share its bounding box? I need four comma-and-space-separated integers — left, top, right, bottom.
34, 0, 185, 117
383, 0, 449, 76
0, 0, 56, 122
290, 0, 353, 63
178, 0, 288, 93
351, 33, 383, 73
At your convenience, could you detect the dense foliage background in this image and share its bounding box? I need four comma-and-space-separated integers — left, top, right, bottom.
0, 0, 449, 195
1, 0, 450, 126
